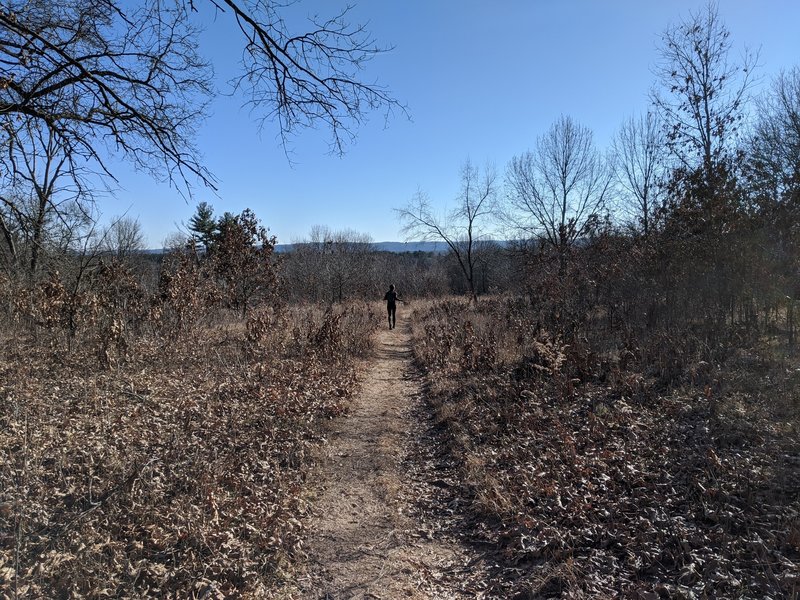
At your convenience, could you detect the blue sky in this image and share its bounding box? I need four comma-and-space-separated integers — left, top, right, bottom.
105, 1, 800, 248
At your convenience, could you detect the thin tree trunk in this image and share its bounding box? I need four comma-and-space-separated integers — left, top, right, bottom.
0, 213, 17, 271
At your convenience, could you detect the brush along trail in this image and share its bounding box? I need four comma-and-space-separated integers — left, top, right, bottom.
294, 314, 474, 599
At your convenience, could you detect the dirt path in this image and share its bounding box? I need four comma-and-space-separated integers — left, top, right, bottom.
295, 315, 471, 599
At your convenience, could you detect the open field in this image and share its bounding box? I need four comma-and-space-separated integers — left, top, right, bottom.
2, 283, 799, 599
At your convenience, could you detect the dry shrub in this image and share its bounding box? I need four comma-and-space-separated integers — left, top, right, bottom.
412, 296, 800, 598
245, 305, 291, 358
0, 211, 381, 595
92, 261, 150, 367
0, 296, 374, 597
333, 301, 380, 358
156, 249, 219, 338
14, 271, 82, 347
250, 302, 378, 363
512, 331, 567, 381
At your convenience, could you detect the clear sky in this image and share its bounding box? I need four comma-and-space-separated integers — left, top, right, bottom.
105, 1, 800, 248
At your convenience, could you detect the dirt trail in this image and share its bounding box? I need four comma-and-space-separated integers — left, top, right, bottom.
295, 315, 470, 599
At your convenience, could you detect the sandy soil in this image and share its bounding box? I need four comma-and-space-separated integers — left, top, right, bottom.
294, 315, 472, 599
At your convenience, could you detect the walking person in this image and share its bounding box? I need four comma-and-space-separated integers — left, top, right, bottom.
383, 284, 403, 329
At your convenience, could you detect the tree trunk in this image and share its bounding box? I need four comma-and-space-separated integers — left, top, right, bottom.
0, 214, 17, 271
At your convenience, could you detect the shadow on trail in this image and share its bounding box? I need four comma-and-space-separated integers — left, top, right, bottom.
375, 344, 412, 361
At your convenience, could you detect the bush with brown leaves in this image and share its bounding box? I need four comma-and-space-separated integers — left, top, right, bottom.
412, 296, 800, 598
0, 297, 377, 598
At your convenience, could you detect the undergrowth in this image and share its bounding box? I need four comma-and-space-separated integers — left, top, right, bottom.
412, 296, 800, 599
0, 299, 378, 598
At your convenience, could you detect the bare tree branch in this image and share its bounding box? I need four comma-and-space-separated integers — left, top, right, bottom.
744, 66, 800, 206
196, 0, 407, 155
0, 0, 215, 196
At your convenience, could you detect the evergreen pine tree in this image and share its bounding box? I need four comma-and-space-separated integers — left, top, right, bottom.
188, 202, 218, 254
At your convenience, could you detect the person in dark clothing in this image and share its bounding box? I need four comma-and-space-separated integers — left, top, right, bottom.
383, 284, 403, 329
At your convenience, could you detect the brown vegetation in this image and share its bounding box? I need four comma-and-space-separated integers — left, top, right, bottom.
410, 296, 799, 597
0, 248, 378, 597
1, 3, 799, 597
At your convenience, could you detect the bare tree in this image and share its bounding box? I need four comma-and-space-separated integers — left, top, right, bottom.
0, 120, 95, 279
398, 161, 497, 302
612, 112, 667, 236
505, 115, 611, 272
745, 67, 800, 206
651, 1, 757, 188
100, 216, 145, 262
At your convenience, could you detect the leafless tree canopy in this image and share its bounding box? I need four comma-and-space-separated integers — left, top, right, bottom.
0, 0, 404, 277
0, 0, 214, 192
398, 160, 497, 301
201, 0, 405, 154
612, 112, 667, 236
651, 1, 757, 179
1, 1, 403, 184
745, 67, 800, 205
0, 116, 102, 275
101, 216, 145, 262
505, 115, 610, 254
283, 225, 376, 303
0, 0, 212, 276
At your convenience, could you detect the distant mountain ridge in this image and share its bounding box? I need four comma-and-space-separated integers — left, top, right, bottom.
274, 241, 449, 253
275, 240, 509, 254
144, 241, 510, 254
